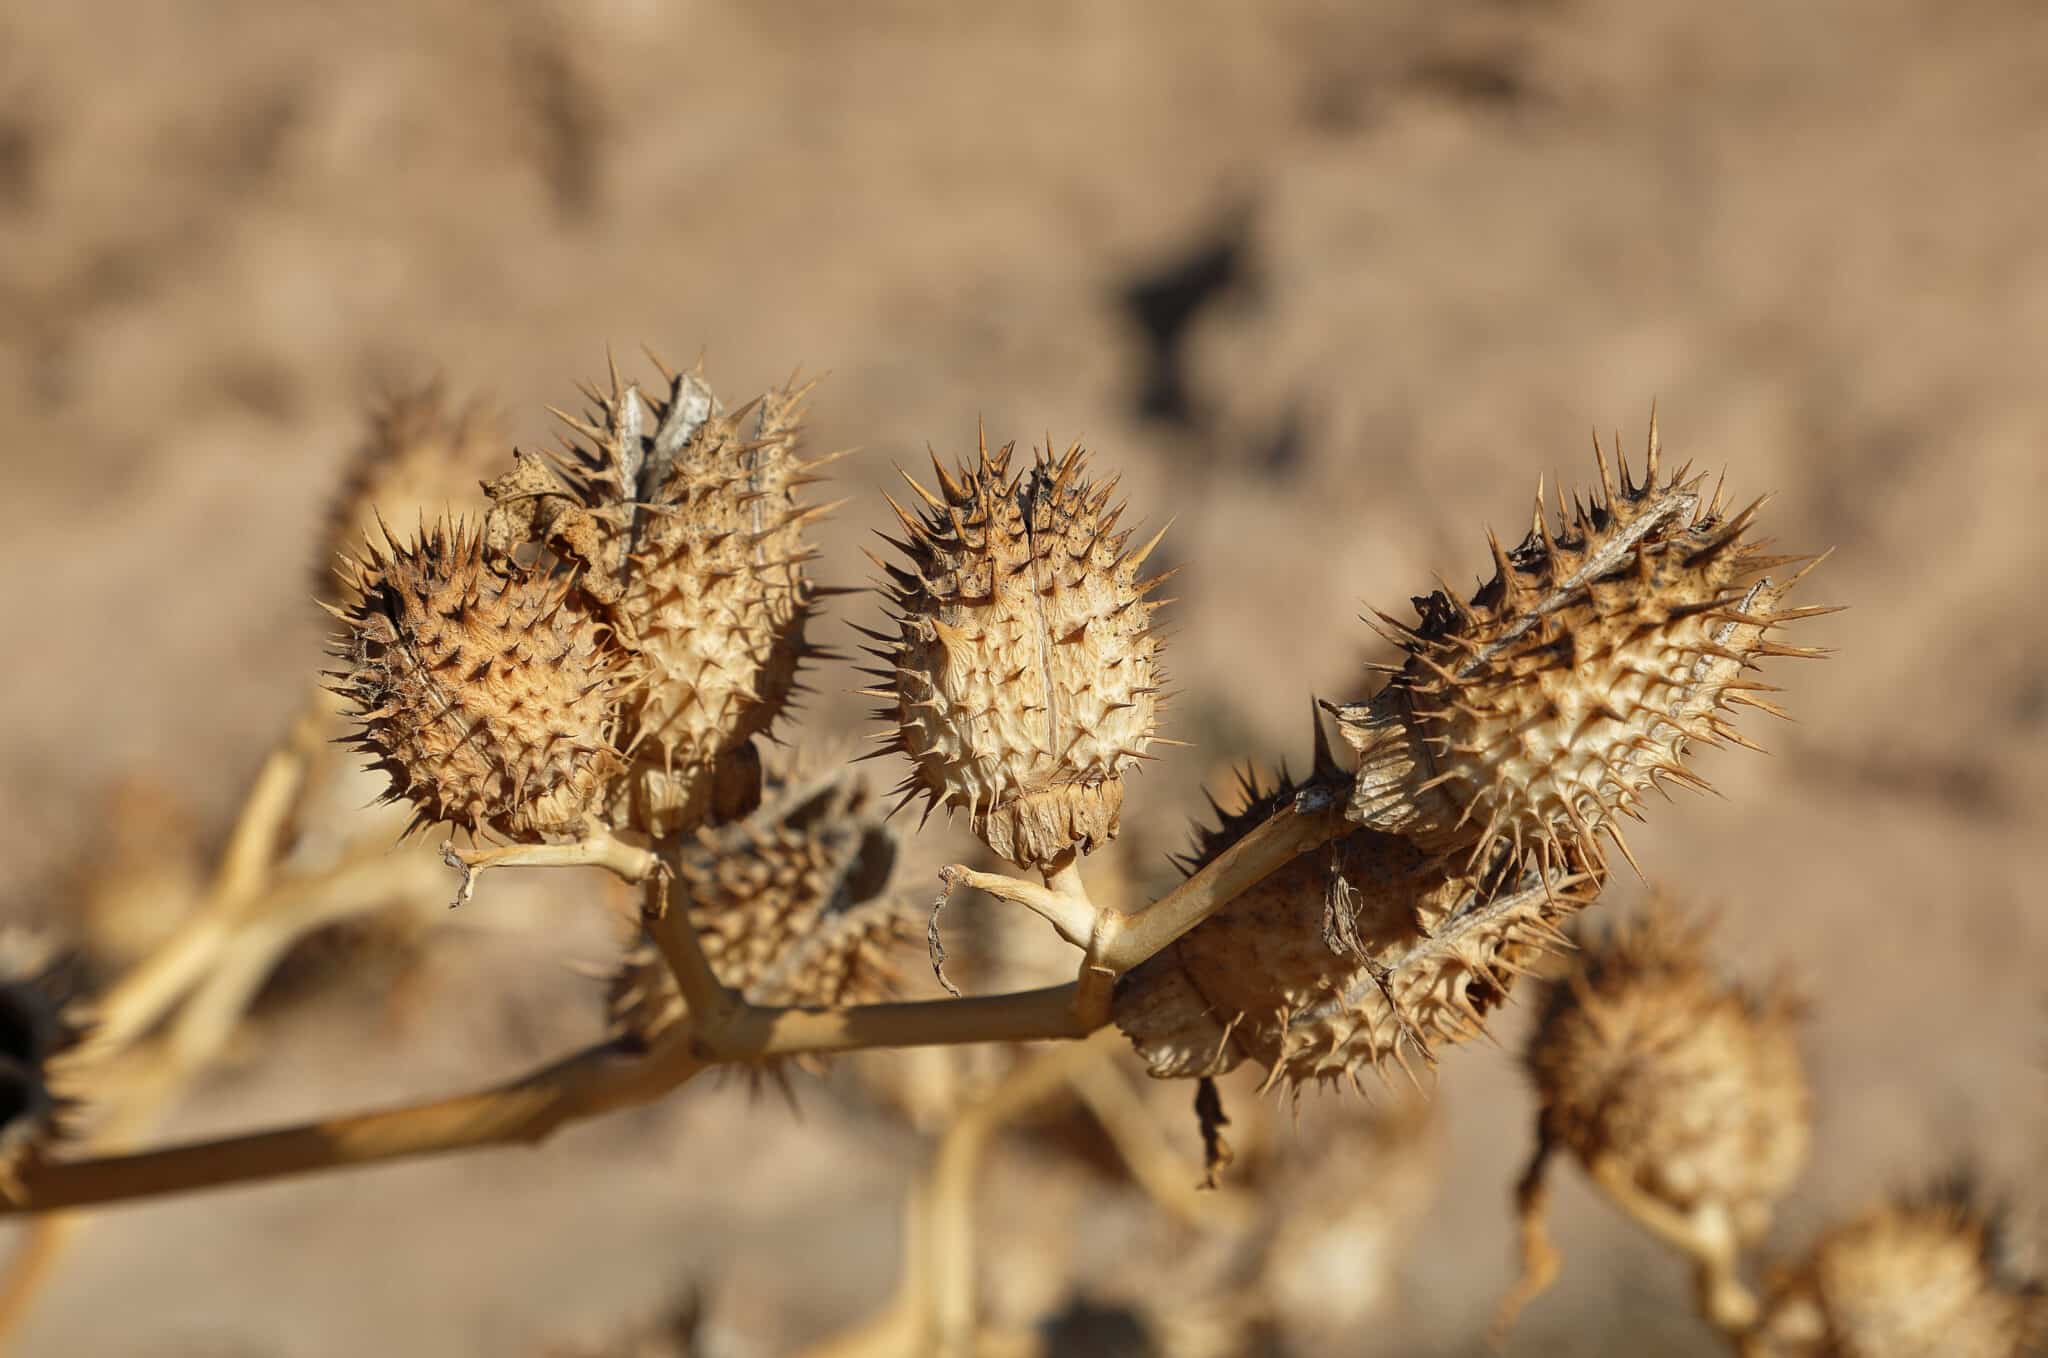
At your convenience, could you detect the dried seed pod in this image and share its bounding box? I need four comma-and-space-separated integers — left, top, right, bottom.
330, 518, 624, 842
1114, 720, 1599, 1092
608, 770, 917, 1057
1332, 421, 1832, 880
484, 357, 836, 836
0, 931, 87, 1196
1744, 1184, 2047, 1358
318, 383, 502, 601
1528, 904, 1809, 1242
864, 433, 1169, 869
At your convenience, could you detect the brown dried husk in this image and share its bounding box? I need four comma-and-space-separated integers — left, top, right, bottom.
331, 518, 624, 842
1113, 741, 1602, 1092
483, 358, 835, 836
864, 434, 1168, 869
1527, 905, 1809, 1244
1332, 421, 1831, 882
607, 769, 919, 1062
1743, 1188, 2047, 1358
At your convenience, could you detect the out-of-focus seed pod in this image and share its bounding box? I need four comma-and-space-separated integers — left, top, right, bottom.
0, 931, 86, 1197
1113, 719, 1600, 1092
1744, 1185, 2047, 1358
1529, 904, 1809, 1244
863, 433, 1169, 870
317, 383, 502, 602
330, 518, 624, 842
70, 778, 207, 971
607, 770, 917, 1062
1331, 421, 1833, 882
484, 357, 837, 836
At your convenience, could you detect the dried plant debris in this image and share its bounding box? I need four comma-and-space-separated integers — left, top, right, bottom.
329, 353, 842, 843
862, 431, 1170, 869
1525, 903, 1809, 1245
0, 930, 88, 1197
1115, 721, 1601, 1092
1744, 1180, 2047, 1358
1332, 419, 1833, 883
607, 769, 918, 1061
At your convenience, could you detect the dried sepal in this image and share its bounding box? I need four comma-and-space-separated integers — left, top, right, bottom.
0, 930, 89, 1197
866, 432, 1169, 869
317, 382, 502, 602
1744, 1181, 2047, 1358
483, 356, 835, 836
1114, 719, 1601, 1092
330, 517, 625, 842
1527, 902, 1809, 1244
1332, 420, 1832, 881
607, 770, 917, 1062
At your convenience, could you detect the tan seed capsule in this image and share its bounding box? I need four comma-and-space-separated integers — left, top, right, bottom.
865, 433, 1169, 869
1528, 905, 1809, 1243
330, 518, 624, 842
608, 769, 918, 1062
1333, 420, 1833, 881
1114, 722, 1599, 1093
483, 357, 835, 835
1744, 1187, 2047, 1358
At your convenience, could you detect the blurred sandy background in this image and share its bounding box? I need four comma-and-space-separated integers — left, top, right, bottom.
2, 1, 2046, 1353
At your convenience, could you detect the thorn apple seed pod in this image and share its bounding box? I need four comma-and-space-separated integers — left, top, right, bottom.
331, 517, 624, 843
483, 355, 836, 836
317, 383, 503, 603
866, 432, 1168, 869
608, 769, 917, 1060
1333, 420, 1834, 881
1114, 718, 1602, 1093
0, 930, 87, 1197
1745, 1184, 2046, 1358
1526, 903, 1809, 1249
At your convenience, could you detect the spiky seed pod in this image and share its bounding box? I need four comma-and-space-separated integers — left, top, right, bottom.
1744, 1186, 2047, 1358
1113, 719, 1602, 1093
1526, 904, 1809, 1245
0, 931, 87, 1196
607, 770, 917, 1058
317, 383, 503, 601
483, 357, 836, 836
330, 518, 624, 842
864, 433, 1169, 869
1332, 421, 1832, 881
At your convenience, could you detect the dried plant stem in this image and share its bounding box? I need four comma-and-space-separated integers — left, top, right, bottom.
445, 826, 661, 906
805, 1036, 1113, 1358
82, 730, 315, 1059
945, 857, 1098, 951
10, 1032, 704, 1213
1103, 786, 1345, 968
1584, 1157, 1758, 1337
929, 1036, 1111, 1354
1491, 1137, 1563, 1344
0, 844, 460, 1338
4, 788, 1343, 1215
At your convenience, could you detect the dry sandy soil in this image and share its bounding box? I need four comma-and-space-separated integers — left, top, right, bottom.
2, 1, 2045, 1354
